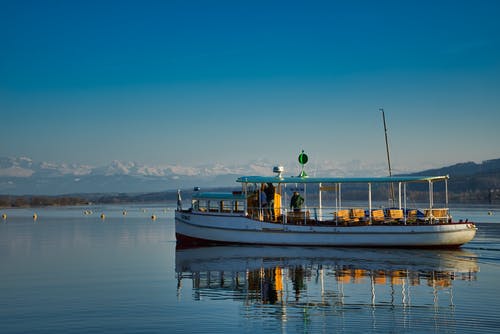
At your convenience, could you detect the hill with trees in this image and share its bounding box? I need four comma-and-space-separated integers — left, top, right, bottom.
403, 158, 500, 203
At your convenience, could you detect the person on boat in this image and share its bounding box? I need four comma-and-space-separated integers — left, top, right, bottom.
290, 191, 304, 212
260, 184, 268, 219
265, 183, 275, 220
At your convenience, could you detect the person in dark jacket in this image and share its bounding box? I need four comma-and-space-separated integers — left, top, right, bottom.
265, 183, 275, 220
290, 191, 304, 212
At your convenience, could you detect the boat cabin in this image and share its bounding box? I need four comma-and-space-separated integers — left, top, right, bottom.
191, 192, 246, 215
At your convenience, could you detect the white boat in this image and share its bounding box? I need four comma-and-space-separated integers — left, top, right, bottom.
175, 155, 477, 248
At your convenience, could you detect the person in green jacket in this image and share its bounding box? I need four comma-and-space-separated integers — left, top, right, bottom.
290, 191, 304, 212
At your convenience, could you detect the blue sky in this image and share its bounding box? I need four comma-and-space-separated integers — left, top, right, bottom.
1, 0, 499, 173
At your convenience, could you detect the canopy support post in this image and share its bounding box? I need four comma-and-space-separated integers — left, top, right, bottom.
243, 183, 248, 216
318, 182, 322, 222
403, 182, 407, 225
339, 183, 342, 210
368, 182, 372, 224
398, 182, 402, 209
445, 177, 449, 206
429, 180, 434, 223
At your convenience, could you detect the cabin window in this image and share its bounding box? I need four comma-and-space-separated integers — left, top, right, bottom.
221, 201, 232, 213
194, 198, 244, 214
234, 200, 244, 213
209, 200, 219, 212
197, 200, 208, 212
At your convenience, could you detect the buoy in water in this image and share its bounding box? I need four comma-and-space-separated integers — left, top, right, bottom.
122, 210, 127, 216
33, 213, 38, 221
1, 213, 6, 220
488, 211, 493, 216
151, 215, 157, 220
100, 213, 105, 220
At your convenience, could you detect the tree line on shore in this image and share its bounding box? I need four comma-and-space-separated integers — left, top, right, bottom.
0, 196, 89, 208
1, 187, 499, 208
0, 190, 181, 208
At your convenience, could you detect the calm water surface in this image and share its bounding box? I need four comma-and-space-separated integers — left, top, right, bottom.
0, 203, 499, 333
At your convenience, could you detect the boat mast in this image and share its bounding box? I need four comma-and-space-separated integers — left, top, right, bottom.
380, 108, 395, 206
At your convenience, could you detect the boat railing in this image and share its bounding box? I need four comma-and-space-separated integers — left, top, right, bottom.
245, 205, 452, 225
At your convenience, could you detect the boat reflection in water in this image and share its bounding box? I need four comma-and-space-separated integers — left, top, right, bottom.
176, 246, 478, 329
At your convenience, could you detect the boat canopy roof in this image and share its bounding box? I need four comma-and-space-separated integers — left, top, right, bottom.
236, 175, 449, 184
192, 192, 246, 200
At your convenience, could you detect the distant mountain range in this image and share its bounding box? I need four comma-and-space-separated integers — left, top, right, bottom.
0, 156, 390, 195
1, 156, 499, 203
0, 157, 255, 195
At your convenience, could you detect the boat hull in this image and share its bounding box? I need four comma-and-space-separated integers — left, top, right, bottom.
175, 211, 477, 248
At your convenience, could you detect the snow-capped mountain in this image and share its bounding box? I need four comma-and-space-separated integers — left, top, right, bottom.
0, 156, 392, 195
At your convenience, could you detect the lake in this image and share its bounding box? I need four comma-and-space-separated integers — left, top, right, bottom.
0, 203, 499, 333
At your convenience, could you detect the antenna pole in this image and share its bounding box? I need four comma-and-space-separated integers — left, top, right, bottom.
380, 108, 395, 205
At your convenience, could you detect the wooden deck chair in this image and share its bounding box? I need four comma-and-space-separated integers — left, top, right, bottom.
335, 209, 350, 224
425, 208, 449, 223
407, 209, 418, 223
371, 209, 385, 223
387, 209, 404, 222
350, 208, 366, 223
433, 208, 448, 220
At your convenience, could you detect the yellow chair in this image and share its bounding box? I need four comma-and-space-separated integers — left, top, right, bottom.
407, 209, 418, 223
335, 209, 350, 224
371, 209, 385, 223
350, 208, 366, 222
424, 208, 449, 223
388, 209, 404, 222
